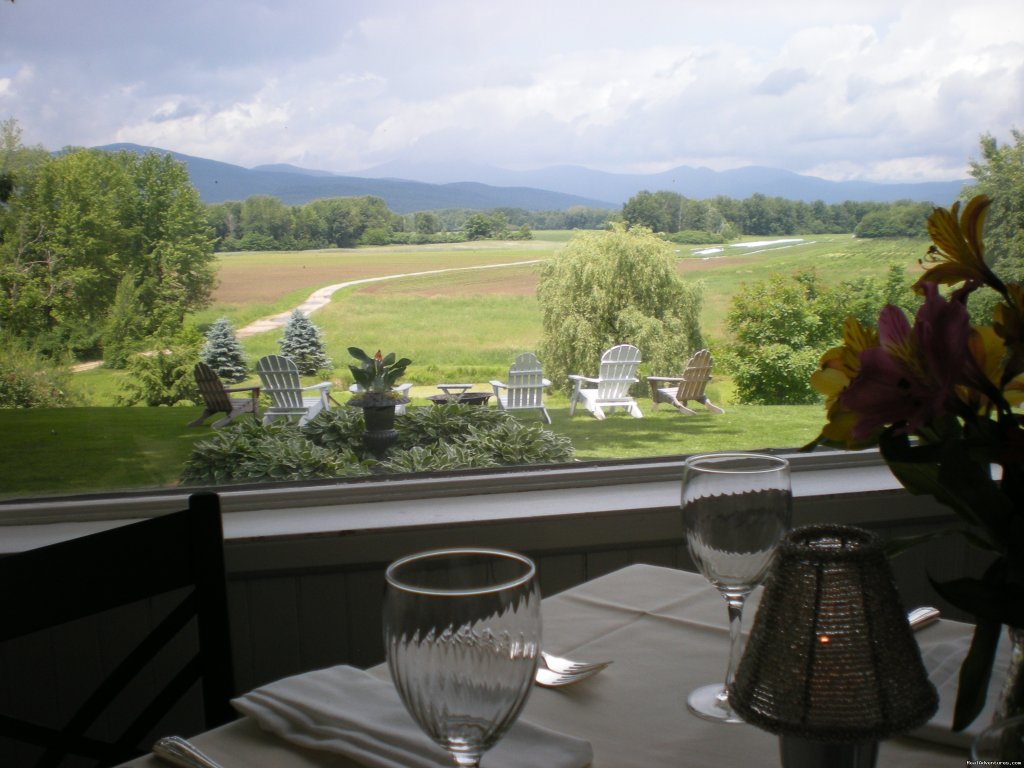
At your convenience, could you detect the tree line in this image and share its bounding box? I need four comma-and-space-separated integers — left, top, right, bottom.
208, 189, 939, 254
205, 196, 613, 251
620, 190, 937, 240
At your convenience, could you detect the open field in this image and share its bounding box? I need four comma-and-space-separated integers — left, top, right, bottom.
68, 232, 929, 405
209, 232, 929, 380
13, 231, 929, 499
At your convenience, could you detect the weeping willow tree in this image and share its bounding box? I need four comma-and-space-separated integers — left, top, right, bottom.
537, 224, 705, 392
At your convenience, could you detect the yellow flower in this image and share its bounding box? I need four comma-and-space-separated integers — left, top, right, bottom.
964, 326, 1005, 413
807, 317, 879, 448
1004, 374, 1024, 407
917, 195, 997, 290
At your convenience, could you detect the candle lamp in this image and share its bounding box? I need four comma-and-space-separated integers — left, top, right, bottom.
729, 525, 938, 768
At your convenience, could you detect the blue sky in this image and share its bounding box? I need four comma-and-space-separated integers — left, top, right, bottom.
1, 0, 1021, 182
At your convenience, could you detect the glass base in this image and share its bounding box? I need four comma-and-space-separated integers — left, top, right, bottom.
687, 683, 744, 724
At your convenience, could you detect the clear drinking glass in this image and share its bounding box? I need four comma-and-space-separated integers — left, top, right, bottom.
384, 548, 541, 768
682, 452, 791, 723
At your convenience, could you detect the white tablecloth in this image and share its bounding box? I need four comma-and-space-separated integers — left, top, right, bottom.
121, 564, 969, 767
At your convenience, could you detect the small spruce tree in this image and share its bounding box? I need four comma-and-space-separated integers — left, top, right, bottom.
201, 318, 249, 383
278, 310, 332, 374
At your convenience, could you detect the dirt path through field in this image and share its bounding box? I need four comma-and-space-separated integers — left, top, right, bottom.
69, 258, 543, 371
236, 259, 543, 338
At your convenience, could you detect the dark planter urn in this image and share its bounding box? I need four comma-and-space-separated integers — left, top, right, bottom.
348, 395, 409, 459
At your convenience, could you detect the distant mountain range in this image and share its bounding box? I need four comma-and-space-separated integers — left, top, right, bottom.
96, 143, 970, 213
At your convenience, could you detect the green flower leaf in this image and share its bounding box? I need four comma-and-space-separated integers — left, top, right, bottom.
950, 617, 1002, 731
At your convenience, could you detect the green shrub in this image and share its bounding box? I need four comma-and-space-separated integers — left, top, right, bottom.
379, 443, 501, 473
301, 406, 365, 453
462, 419, 575, 465
180, 403, 576, 484
395, 403, 509, 449
726, 269, 919, 405
0, 340, 75, 408
730, 343, 821, 405
117, 325, 204, 406
181, 419, 368, 484
359, 227, 392, 246
664, 230, 723, 245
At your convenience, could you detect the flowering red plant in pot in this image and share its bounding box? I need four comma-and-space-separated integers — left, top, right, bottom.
347, 347, 412, 457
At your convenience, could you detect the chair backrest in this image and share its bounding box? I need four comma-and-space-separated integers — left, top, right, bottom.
194, 362, 233, 412
0, 493, 234, 767
596, 344, 641, 399
255, 354, 305, 410
675, 349, 714, 401
505, 353, 546, 409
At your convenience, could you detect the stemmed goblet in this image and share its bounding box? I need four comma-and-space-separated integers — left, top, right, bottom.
681, 452, 791, 723
384, 548, 541, 767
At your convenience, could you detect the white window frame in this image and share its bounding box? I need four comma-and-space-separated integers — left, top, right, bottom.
0, 448, 945, 553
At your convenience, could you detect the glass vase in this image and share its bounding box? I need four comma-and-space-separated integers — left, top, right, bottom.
995, 626, 1024, 723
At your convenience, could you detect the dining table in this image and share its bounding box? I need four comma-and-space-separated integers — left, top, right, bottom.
121, 563, 980, 767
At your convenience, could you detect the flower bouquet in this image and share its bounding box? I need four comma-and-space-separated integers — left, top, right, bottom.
806, 195, 1024, 730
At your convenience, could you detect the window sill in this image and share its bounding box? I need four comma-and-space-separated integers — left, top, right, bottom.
0, 449, 948, 555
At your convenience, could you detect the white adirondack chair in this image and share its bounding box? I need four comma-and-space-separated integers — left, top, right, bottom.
255, 354, 334, 425
568, 344, 644, 420
490, 353, 552, 424
646, 348, 725, 415
348, 382, 413, 415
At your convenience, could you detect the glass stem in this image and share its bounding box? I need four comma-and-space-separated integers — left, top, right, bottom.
721, 591, 747, 704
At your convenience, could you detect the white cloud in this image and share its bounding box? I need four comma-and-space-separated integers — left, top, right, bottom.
1, 0, 1021, 181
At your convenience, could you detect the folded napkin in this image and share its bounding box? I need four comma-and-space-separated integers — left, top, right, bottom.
232, 665, 593, 768
910, 634, 1012, 749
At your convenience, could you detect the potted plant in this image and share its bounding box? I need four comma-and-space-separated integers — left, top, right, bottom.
346, 348, 412, 457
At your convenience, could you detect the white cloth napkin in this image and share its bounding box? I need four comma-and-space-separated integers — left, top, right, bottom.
910, 634, 1012, 749
232, 665, 593, 768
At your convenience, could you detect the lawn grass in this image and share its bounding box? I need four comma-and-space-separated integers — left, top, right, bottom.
0, 407, 210, 498
0, 399, 826, 499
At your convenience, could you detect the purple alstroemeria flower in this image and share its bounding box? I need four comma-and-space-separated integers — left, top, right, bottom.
841, 284, 974, 440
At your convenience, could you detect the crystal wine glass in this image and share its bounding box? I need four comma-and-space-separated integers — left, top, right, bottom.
384, 548, 541, 767
682, 452, 791, 723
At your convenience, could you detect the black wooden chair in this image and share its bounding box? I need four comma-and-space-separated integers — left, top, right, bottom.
0, 492, 234, 767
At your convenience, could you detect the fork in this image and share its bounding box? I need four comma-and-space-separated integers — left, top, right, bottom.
541, 651, 613, 676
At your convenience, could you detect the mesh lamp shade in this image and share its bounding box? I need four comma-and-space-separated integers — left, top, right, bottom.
729, 525, 938, 744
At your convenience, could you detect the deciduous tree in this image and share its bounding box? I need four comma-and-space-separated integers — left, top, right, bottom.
968, 131, 1024, 271
0, 144, 215, 359
537, 224, 704, 391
